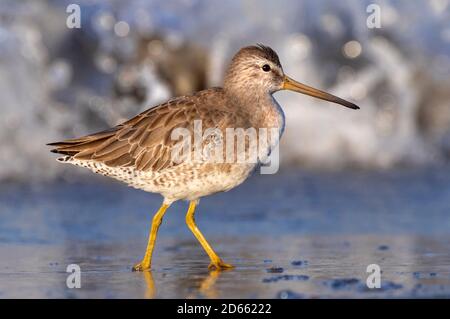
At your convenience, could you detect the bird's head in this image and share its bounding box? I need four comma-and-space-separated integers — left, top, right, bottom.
224, 44, 359, 110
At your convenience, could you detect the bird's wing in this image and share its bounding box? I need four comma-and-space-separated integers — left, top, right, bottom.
48, 88, 239, 172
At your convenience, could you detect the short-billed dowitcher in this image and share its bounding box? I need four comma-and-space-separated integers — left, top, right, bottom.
48, 44, 359, 271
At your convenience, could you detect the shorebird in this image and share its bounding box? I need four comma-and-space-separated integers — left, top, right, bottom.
48, 44, 359, 271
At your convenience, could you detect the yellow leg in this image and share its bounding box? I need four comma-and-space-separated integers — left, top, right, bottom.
185, 200, 234, 270
132, 203, 170, 271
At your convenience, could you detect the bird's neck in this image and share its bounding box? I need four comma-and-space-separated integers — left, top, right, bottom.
225, 89, 285, 131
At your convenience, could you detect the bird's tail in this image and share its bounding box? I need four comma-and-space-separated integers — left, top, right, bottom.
47, 128, 118, 159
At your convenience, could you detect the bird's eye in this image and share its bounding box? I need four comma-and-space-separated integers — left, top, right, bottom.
262, 64, 271, 72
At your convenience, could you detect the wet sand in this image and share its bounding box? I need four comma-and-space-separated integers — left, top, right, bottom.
0, 167, 449, 298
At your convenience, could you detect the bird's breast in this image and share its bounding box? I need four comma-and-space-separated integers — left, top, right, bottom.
269, 95, 286, 137
256, 96, 285, 148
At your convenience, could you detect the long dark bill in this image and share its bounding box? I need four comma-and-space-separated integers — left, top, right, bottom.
283, 75, 360, 110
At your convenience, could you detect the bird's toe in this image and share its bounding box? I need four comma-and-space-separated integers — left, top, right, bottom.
208, 260, 234, 271
132, 261, 151, 272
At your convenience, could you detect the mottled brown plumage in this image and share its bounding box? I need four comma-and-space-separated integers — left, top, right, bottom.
49, 87, 255, 172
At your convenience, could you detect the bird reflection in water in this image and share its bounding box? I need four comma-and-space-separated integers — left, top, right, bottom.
143, 271, 156, 299
142, 269, 230, 298
197, 269, 222, 298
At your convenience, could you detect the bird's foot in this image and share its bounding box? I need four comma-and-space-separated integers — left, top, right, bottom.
208, 260, 234, 271
132, 261, 151, 272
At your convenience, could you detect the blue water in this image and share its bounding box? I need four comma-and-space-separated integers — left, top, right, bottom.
0, 166, 449, 298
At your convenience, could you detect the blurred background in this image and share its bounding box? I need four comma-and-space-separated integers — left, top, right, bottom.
1, 0, 449, 181
0, 0, 450, 298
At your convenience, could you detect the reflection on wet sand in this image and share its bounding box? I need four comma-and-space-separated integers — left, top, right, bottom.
1, 234, 450, 298
143, 271, 155, 299
198, 270, 222, 298
143, 268, 225, 299
134, 234, 450, 299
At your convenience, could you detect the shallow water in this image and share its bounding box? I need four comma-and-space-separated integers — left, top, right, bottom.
0, 167, 450, 298
1, 1, 450, 183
